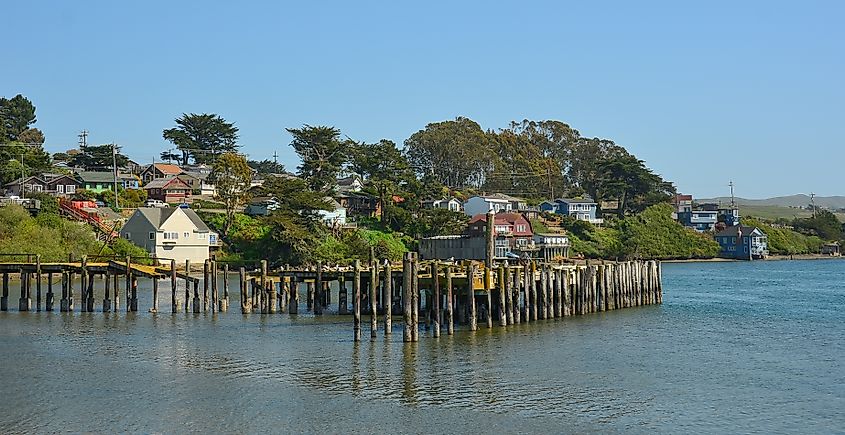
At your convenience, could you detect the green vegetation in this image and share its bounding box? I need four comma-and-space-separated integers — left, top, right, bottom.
162, 113, 239, 166
742, 217, 824, 255
0, 205, 104, 262
564, 204, 720, 260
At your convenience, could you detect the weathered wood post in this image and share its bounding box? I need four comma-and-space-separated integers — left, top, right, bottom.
306, 280, 315, 312
289, 276, 299, 314
77, 256, 87, 313
314, 261, 323, 316
338, 274, 348, 315
504, 265, 514, 325
539, 265, 548, 320
124, 256, 134, 312
370, 259, 378, 338
555, 268, 563, 318
353, 260, 362, 342
86, 271, 95, 313
266, 260, 276, 314
222, 263, 229, 312
431, 262, 441, 336
446, 264, 454, 334
59, 271, 68, 312
46, 272, 54, 312
497, 264, 506, 326
530, 261, 538, 321
211, 260, 219, 313
35, 255, 42, 312
111, 271, 118, 312
203, 259, 210, 312
151, 269, 159, 313
402, 253, 411, 342
384, 263, 393, 335
411, 253, 420, 342
483, 263, 493, 328
170, 259, 177, 313
102, 271, 111, 312
467, 261, 477, 331
239, 267, 248, 313
1, 272, 9, 311
184, 260, 190, 312
512, 266, 521, 324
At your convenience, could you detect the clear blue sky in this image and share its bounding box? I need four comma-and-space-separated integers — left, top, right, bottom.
3, 1, 842, 199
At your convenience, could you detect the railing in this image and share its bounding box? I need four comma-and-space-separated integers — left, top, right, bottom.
58, 199, 118, 244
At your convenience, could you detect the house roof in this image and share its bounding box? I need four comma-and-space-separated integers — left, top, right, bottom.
486, 193, 524, 202
715, 225, 765, 238
134, 207, 210, 232
143, 176, 191, 190
76, 171, 115, 183
179, 170, 210, 180
3, 175, 44, 187
145, 163, 183, 175
556, 198, 596, 205
468, 213, 533, 236
337, 175, 361, 186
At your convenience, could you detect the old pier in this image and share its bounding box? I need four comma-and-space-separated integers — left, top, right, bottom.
0, 252, 662, 342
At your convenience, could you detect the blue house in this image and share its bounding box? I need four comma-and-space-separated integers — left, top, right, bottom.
714, 225, 769, 260
549, 198, 602, 224
677, 210, 718, 232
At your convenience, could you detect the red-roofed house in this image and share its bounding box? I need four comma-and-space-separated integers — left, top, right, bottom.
141, 163, 184, 184
144, 176, 192, 204
466, 212, 533, 256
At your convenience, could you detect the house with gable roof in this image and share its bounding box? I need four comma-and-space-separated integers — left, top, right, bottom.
121, 207, 219, 264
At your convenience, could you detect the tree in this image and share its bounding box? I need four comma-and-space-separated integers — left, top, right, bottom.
794, 210, 842, 241
17, 128, 45, 145
404, 117, 496, 188
0, 94, 37, 142
258, 176, 334, 265
159, 150, 181, 164
594, 154, 674, 217
208, 152, 253, 236
484, 129, 547, 199
350, 139, 414, 225
286, 125, 350, 193
162, 113, 239, 166
248, 159, 286, 174
69, 143, 129, 170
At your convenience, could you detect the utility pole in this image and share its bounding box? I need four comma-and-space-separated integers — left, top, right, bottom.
810, 192, 816, 218
729, 181, 736, 209
78, 130, 88, 150
112, 143, 120, 210
20, 152, 25, 199
273, 151, 278, 165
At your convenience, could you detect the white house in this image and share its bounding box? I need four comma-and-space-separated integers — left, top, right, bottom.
318, 198, 347, 226
463, 195, 512, 216
422, 197, 462, 212
121, 207, 219, 264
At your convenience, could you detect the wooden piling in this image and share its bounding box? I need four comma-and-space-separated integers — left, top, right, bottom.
211, 260, 219, 313
522, 264, 530, 322
384, 263, 393, 335
184, 260, 190, 312
338, 275, 348, 315
306, 280, 315, 312
370, 260, 378, 338
411, 253, 419, 342
151, 269, 159, 313
530, 261, 538, 321
222, 263, 229, 312
512, 266, 521, 324
103, 271, 111, 312
46, 273, 54, 311
446, 264, 454, 335
504, 266, 514, 325
497, 264, 506, 326
483, 264, 493, 329
170, 260, 177, 313
35, 255, 42, 312
203, 260, 210, 313
555, 268, 563, 318
289, 276, 299, 314
539, 265, 548, 320
78, 256, 87, 313
1, 272, 8, 311
467, 262, 477, 331
59, 271, 68, 312
353, 259, 362, 342
402, 254, 411, 342
432, 262, 441, 336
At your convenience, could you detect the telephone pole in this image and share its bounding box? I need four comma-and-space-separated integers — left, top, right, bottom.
810, 192, 816, 218
728, 181, 736, 208
78, 130, 89, 150
112, 143, 120, 210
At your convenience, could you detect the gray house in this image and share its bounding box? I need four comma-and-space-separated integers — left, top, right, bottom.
122, 207, 219, 264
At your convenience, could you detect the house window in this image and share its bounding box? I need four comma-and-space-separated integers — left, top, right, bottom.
124, 232, 131, 238
183, 232, 190, 238
57, 185, 64, 194
198, 233, 206, 239
149, 232, 155, 240
163, 232, 179, 240
66, 185, 76, 194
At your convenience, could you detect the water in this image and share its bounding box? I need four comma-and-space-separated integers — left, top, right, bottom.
0, 260, 843, 433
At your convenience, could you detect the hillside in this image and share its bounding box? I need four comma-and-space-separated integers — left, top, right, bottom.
698, 194, 845, 210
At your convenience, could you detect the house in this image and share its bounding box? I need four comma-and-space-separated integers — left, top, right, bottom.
3, 174, 80, 197
178, 170, 216, 197
550, 198, 603, 224
677, 209, 719, 232
140, 163, 183, 184
143, 176, 192, 204
719, 207, 741, 226
119, 173, 141, 190
336, 175, 364, 193
821, 242, 840, 256
714, 225, 769, 260
422, 197, 462, 212
244, 197, 278, 216
121, 207, 219, 264
532, 233, 570, 261
335, 192, 380, 219
463, 195, 512, 216
418, 235, 488, 261
76, 171, 117, 194
466, 212, 533, 257
318, 198, 347, 226
673, 194, 693, 213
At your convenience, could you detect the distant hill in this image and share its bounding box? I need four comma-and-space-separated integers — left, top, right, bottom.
697, 194, 845, 210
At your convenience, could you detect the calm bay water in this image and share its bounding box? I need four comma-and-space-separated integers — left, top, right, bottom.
0, 260, 843, 433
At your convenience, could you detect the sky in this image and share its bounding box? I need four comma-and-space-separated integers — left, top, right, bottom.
2, 1, 843, 199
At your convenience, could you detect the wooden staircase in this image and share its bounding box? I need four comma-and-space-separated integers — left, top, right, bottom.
59, 199, 119, 244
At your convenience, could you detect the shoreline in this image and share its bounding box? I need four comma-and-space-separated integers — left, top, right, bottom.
662, 254, 844, 264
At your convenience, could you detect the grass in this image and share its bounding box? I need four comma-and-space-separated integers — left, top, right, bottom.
740, 205, 845, 222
